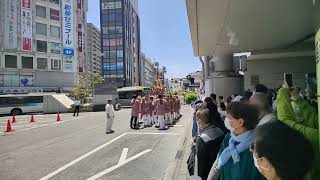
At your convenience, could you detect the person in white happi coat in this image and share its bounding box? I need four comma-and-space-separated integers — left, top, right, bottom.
105, 99, 115, 134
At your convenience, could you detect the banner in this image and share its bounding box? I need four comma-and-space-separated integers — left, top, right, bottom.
50, 42, 61, 54
77, 0, 84, 72
4, 0, 18, 49
21, 0, 33, 51
20, 75, 34, 87
62, 0, 74, 56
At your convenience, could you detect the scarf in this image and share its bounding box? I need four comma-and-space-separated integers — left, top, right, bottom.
217, 130, 255, 169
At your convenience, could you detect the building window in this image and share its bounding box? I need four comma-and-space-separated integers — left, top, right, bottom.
50, 9, 60, 21
37, 58, 48, 70
36, 5, 46, 18
0, 75, 3, 87
117, 50, 123, 58
109, 51, 117, 58
101, 1, 122, 10
36, 23, 47, 35
37, 40, 47, 52
102, 26, 122, 34
51, 59, 61, 71
21, 56, 33, 69
5, 55, 17, 68
50, 25, 60, 38
3, 75, 19, 87
49, 0, 60, 5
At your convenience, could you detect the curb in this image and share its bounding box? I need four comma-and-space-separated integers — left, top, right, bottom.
163, 106, 193, 180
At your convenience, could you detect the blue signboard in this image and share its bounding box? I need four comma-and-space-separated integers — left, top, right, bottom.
63, 48, 74, 56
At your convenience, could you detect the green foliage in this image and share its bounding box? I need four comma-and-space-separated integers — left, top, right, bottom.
184, 92, 198, 104
72, 73, 104, 102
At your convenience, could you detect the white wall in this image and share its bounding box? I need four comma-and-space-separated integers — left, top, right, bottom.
244, 56, 315, 90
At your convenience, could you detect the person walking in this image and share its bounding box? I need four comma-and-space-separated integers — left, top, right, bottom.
73, 98, 81, 116
130, 95, 141, 129
105, 99, 115, 134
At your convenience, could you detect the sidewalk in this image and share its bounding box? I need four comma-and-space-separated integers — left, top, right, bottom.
163, 106, 193, 180
174, 119, 193, 180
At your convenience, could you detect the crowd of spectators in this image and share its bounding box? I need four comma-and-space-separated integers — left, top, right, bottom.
188, 83, 319, 180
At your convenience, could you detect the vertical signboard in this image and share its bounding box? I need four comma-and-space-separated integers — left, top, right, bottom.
77, 0, 84, 72
21, 0, 33, 51
62, 0, 74, 56
4, 0, 18, 49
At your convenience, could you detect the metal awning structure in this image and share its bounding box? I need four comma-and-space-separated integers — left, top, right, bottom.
186, 0, 316, 57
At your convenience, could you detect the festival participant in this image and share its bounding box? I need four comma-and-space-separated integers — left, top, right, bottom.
175, 96, 181, 119
130, 95, 141, 129
155, 95, 167, 130
141, 97, 150, 128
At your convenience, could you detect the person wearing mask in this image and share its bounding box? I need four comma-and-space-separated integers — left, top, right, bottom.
249, 92, 277, 126
73, 98, 81, 116
188, 107, 225, 180
130, 95, 140, 129
277, 82, 320, 180
105, 99, 115, 134
155, 95, 167, 130
208, 102, 264, 180
251, 121, 314, 180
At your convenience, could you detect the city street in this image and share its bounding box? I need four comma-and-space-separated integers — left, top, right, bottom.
0, 106, 192, 180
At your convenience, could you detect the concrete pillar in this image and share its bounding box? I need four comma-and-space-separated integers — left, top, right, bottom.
205, 53, 243, 97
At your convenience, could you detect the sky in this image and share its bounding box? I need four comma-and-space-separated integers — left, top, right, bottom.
87, 0, 201, 79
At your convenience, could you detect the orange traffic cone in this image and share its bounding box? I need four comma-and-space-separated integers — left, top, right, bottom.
30, 114, 35, 123
57, 112, 61, 122
12, 114, 16, 123
5, 119, 14, 132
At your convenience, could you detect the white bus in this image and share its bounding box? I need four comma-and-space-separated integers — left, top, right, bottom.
0, 93, 74, 115
0, 94, 44, 115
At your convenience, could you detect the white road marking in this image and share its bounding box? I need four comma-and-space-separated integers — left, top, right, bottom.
118, 148, 128, 165
126, 132, 180, 135
38, 133, 127, 180
86, 149, 152, 180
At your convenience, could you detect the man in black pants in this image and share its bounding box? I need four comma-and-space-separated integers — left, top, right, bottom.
73, 98, 81, 116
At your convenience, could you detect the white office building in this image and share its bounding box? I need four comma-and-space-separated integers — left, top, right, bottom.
0, 0, 88, 94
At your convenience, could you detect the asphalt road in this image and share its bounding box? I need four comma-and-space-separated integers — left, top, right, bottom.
0, 106, 193, 180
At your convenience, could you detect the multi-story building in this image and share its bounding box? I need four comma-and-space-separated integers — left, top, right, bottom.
140, 52, 156, 87
100, 0, 140, 89
0, 0, 88, 94
86, 23, 102, 76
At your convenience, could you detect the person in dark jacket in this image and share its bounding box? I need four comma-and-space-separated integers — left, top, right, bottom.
189, 107, 225, 180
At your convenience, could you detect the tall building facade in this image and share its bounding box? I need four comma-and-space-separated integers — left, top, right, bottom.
140, 52, 156, 87
86, 23, 102, 75
0, 0, 88, 94
100, 0, 140, 88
